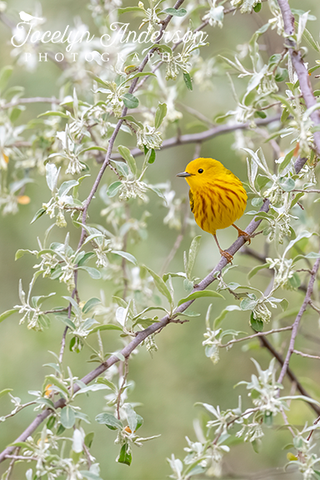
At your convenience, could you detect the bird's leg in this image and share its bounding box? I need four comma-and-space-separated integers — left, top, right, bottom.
232, 224, 252, 244
213, 234, 233, 263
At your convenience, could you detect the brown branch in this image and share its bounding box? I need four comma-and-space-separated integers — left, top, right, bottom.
0, 155, 308, 463
306, 415, 320, 442
277, 0, 320, 155
109, 115, 281, 161
277, 251, 320, 385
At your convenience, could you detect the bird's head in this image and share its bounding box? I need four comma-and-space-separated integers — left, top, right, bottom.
177, 157, 225, 188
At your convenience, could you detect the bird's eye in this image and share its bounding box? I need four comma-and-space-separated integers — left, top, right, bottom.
198, 168, 204, 174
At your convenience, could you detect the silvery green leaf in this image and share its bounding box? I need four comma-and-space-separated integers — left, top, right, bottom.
60, 405, 75, 429
72, 428, 84, 453
214, 305, 242, 329
112, 250, 137, 265
111, 160, 129, 178
124, 404, 138, 432
18, 278, 26, 304
118, 145, 137, 177
74, 384, 109, 396
58, 180, 79, 198
186, 236, 201, 280
82, 298, 101, 314
146, 184, 166, 201
46, 163, 60, 193
0, 65, 13, 93
79, 472, 103, 480
73, 87, 79, 118
26, 469, 33, 480
178, 290, 224, 306
0, 388, 13, 398
279, 177, 295, 192
163, 7, 187, 16
297, 11, 309, 45
283, 231, 314, 258
123, 93, 139, 109
0, 309, 17, 323
155, 103, 167, 129
246, 157, 258, 192
145, 266, 173, 305
240, 294, 258, 310
248, 263, 269, 280
30, 208, 46, 224
116, 306, 128, 327
79, 266, 102, 279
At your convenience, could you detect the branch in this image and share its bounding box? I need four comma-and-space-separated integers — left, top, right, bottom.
0, 97, 61, 110
293, 350, 320, 361
277, 250, 320, 385
277, 0, 320, 155
109, 115, 281, 161
0, 154, 308, 463
220, 326, 293, 348
260, 335, 320, 415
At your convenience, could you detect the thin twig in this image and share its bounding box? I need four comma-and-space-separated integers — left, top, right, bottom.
0, 97, 61, 110
293, 350, 320, 360
306, 416, 320, 442
277, 251, 320, 385
116, 358, 129, 421
309, 301, 320, 314
177, 102, 214, 127
280, 407, 295, 437
5, 448, 19, 480
293, 189, 320, 193
2, 401, 36, 421
4, 455, 37, 461
220, 326, 293, 348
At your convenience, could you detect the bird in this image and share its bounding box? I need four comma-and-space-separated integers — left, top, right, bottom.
19, 11, 45, 24
177, 157, 251, 262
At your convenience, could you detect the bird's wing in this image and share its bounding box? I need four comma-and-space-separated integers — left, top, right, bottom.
189, 189, 194, 213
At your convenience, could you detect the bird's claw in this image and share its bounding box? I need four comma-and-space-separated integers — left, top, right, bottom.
220, 250, 233, 263
237, 230, 252, 245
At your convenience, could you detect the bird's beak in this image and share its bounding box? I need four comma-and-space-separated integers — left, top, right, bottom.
176, 171, 192, 177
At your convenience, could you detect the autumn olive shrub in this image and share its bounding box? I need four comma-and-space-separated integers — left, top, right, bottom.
1, 0, 320, 478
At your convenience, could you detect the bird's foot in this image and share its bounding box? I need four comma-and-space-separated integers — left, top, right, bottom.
237, 229, 252, 245
219, 249, 233, 263
232, 224, 255, 245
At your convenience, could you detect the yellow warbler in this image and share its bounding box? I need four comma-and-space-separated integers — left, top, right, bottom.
177, 157, 250, 262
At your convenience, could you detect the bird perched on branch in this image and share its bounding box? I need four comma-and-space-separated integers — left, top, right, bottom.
177, 157, 251, 262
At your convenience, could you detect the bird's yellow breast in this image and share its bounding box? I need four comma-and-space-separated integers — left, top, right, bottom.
190, 174, 247, 235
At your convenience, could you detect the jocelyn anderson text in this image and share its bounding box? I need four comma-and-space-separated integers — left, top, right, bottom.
11, 21, 208, 52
